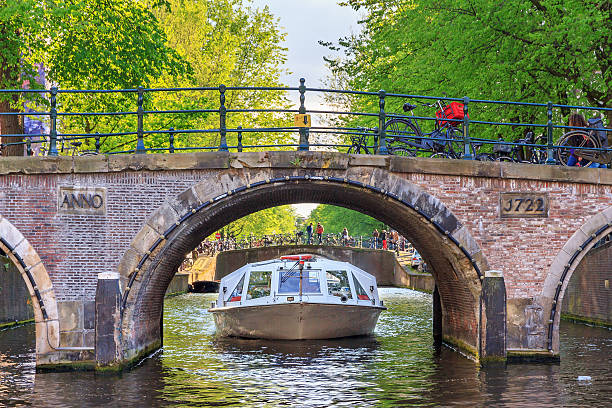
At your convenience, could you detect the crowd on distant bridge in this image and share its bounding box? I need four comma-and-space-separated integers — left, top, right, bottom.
191, 224, 410, 258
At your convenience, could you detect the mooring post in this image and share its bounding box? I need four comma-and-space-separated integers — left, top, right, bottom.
433, 285, 442, 347
479, 270, 507, 365
95, 272, 122, 370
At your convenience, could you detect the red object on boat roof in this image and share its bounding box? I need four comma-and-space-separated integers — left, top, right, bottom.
280, 255, 313, 261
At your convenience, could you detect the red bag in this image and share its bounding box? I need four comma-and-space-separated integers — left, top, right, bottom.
436, 102, 467, 128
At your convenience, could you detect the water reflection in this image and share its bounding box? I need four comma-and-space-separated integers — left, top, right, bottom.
0, 289, 610, 407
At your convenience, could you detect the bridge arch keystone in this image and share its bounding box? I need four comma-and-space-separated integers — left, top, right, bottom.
116, 168, 494, 366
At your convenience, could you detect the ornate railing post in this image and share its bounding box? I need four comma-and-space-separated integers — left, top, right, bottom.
237, 125, 243, 152
545, 101, 556, 164
218, 84, 228, 151
95, 133, 101, 153
48, 87, 58, 156
462, 96, 473, 159
378, 90, 389, 154
135, 86, 146, 153
169, 127, 175, 153
298, 78, 310, 151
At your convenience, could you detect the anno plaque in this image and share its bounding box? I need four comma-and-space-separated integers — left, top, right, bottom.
499, 192, 548, 218
58, 186, 107, 215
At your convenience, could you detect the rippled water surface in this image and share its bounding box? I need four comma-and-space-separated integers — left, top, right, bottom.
1, 288, 611, 407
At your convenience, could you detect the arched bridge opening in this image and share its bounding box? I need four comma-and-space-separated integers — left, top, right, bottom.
113, 170, 500, 369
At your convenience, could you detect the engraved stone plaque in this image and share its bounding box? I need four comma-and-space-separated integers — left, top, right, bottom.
500, 192, 548, 218
58, 187, 107, 215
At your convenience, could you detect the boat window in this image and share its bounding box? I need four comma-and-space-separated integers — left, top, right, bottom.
247, 271, 272, 299
278, 269, 321, 294
326, 270, 352, 299
228, 274, 245, 302
353, 274, 370, 300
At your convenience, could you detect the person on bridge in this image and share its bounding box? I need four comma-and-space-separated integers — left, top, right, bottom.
306, 222, 313, 244
316, 222, 324, 244
381, 229, 388, 250
342, 228, 350, 246
371, 229, 379, 249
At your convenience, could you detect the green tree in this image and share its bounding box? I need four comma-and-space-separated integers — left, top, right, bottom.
215, 205, 298, 239
60, 0, 293, 154
325, 0, 611, 144
307, 204, 385, 237
0, 0, 188, 155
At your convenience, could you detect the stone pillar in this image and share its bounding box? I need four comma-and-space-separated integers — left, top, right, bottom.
95, 272, 122, 370
480, 270, 506, 364
433, 285, 442, 347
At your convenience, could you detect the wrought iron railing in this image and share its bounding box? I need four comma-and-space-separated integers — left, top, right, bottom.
0, 79, 610, 165
192, 232, 411, 254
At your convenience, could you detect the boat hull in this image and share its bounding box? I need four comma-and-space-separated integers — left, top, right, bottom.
210, 302, 385, 340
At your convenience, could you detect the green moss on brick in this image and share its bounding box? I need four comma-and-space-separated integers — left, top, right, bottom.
0, 318, 34, 329
443, 335, 478, 360
561, 313, 612, 329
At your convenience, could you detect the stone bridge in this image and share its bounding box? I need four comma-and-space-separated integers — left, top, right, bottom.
213, 245, 410, 287
0, 151, 610, 370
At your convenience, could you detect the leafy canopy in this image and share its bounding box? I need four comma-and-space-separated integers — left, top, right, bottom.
325, 0, 611, 142
306, 204, 385, 237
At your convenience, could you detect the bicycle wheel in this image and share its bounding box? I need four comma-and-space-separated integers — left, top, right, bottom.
429, 152, 451, 159
532, 135, 548, 164
495, 156, 515, 163
475, 153, 494, 161
347, 144, 370, 154
385, 118, 420, 153
556, 130, 600, 167
445, 126, 467, 158
389, 146, 416, 157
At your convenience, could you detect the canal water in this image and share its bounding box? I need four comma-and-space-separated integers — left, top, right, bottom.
0, 288, 610, 407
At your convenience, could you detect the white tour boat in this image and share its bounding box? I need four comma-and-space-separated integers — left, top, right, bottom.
209, 254, 386, 340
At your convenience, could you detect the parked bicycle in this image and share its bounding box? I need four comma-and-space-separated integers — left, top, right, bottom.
555, 117, 610, 167
347, 130, 373, 154
383, 99, 471, 158
481, 131, 548, 163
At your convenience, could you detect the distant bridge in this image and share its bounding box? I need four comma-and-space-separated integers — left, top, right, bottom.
0, 151, 611, 370
212, 245, 410, 287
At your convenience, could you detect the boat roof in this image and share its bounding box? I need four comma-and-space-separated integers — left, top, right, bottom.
220, 254, 377, 283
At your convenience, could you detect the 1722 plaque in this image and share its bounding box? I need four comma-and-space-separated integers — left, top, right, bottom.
499, 193, 548, 218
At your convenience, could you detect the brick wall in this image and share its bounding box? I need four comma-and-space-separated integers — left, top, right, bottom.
561, 241, 611, 326
0, 153, 610, 354
1, 164, 609, 306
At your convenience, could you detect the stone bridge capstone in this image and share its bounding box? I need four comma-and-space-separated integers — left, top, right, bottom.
0, 151, 610, 370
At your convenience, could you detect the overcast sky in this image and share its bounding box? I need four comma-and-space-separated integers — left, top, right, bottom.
249, 1, 361, 217
250, 0, 360, 88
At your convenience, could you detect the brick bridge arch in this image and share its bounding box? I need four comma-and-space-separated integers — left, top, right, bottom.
119, 169, 489, 364
543, 206, 612, 352
2, 151, 611, 369
0, 215, 59, 359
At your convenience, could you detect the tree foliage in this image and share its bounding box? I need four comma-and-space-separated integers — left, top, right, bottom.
215, 205, 298, 239
306, 204, 385, 237
325, 0, 611, 143
1, 0, 294, 155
